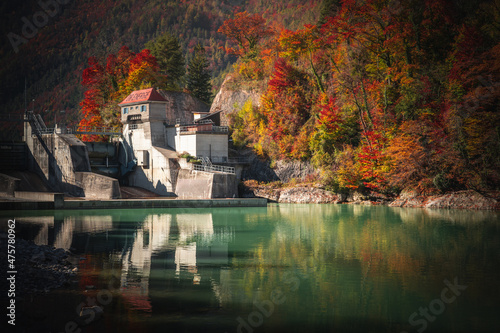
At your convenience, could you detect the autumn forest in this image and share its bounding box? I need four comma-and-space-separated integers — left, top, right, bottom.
1, 0, 499, 195
226, 0, 500, 194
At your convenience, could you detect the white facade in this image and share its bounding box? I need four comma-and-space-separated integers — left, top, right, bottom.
118, 88, 230, 196
175, 132, 228, 163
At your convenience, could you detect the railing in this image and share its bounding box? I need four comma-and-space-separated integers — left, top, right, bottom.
27, 112, 53, 135
178, 124, 229, 134
66, 126, 122, 136
200, 156, 213, 166
128, 114, 141, 121
212, 126, 229, 133
192, 164, 235, 174
36, 114, 47, 130
26, 112, 122, 137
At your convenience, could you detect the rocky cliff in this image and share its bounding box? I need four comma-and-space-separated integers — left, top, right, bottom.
158, 90, 210, 124
209, 75, 262, 125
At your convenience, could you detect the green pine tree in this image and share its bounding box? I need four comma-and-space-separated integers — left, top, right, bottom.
187, 43, 212, 104
146, 32, 185, 90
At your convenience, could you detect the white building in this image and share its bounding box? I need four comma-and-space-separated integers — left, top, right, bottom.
118, 88, 232, 196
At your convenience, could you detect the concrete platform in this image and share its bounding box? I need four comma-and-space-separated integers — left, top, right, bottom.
0, 197, 268, 211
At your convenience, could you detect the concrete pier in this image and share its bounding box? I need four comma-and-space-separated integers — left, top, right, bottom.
0, 197, 267, 211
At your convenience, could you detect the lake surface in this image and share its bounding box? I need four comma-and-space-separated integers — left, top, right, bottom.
2, 204, 499, 333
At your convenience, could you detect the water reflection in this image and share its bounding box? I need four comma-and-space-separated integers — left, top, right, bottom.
3, 205, 499, 333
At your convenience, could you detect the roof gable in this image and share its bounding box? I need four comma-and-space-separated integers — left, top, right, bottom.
119, 88, 166, 105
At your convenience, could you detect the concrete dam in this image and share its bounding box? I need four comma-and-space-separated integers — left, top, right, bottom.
1, 89, 241, 201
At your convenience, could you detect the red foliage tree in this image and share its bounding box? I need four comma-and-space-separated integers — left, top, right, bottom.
218, 11, 274, 58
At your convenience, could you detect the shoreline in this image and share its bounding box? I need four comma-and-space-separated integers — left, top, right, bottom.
241, 184, 500, 210
1, 189, 498, 211
0, 197, 268, 211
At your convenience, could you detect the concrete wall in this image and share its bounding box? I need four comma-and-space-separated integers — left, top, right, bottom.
196, 134, 228, 162
75, 172, 121, 199
24, 123, 119, 198
14, 191, 64, 208
0, 173, 20, 197
126, 146, 179, 196
175, 169, 213, 199
150, 121, 167, 147
166, 127, 176, 149
175, 133, 197, 156
175, 169, 237, 199
212, 172, 238, 198
175, 133, 228, 161
26, 129, 91, 196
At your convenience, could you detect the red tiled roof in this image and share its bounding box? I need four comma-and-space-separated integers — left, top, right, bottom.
118, 88, 166, 105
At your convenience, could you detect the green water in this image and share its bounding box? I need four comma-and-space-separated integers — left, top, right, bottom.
2, 204, 499, 333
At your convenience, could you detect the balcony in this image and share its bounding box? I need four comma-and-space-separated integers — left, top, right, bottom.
127, 114, 142, 122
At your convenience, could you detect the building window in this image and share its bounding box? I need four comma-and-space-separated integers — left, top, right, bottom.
123, 107, 129, 114
141, 105, 146, 112
130, 124, 138, 130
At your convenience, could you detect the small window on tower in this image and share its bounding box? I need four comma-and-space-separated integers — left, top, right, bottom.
123, 107, 129, 114
141, 105, 146, 112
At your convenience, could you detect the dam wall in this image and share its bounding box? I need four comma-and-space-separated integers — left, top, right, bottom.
175, 169, 237, 199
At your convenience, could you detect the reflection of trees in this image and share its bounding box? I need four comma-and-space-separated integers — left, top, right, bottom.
233, 204, 500, 329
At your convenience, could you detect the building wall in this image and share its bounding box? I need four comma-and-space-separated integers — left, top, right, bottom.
121, 103, 147, 123
175, 133, 197, 156
150, 122, 167, 147
196, 134, 228, 162
174, 133, 228, 161
166, 127, 177, 149
126, 146, 179, 195
126, 125, 150, 151
149, 102, 167, 122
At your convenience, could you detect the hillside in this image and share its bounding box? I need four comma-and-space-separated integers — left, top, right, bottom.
0, 0, 321, 139
222, 0, 500, 194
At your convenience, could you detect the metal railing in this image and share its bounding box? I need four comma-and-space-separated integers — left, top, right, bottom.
26, 112, 122, 137
36, 114, 47, 130
178, 124, 229, 134
200, 156, 213, 166
192, 164, 235, 174
65, 126, 122, 136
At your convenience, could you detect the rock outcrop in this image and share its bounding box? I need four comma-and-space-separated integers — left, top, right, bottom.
209, 75, 262, 125
238, 150, 319, 183
242, 181, 499, 209
389, 189, 499, 210
273, 160, 318, 183
241, 184, 345, 204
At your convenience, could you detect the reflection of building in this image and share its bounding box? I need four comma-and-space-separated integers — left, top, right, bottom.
18, 211, 232, 311
16, 215, 114, 250
119, 214, 172, 312
118, 212, 230, 308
